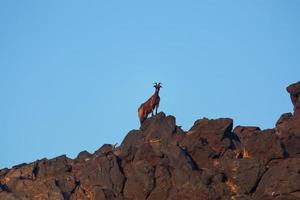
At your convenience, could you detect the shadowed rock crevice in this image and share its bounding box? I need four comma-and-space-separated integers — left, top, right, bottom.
0, 183, 11, 193
1, 81, 300, 200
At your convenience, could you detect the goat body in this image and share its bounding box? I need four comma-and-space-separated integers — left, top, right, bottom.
138, 84, 161, 124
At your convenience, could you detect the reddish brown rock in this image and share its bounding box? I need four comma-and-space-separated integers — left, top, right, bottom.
276, 113, 300, 157
234, 127, 284, 162
1, 81, 300, 200
253, 158, 300, 200
287, 81, 300, 115
184, 118, 234, 154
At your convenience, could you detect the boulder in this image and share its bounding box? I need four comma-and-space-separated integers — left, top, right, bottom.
287, 81, 300, 115
234, 127, 284, 162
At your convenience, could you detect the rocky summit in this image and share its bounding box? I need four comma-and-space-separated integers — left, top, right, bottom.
1, 81, 300, 200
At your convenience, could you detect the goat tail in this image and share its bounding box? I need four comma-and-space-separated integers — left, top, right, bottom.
138, 106, 145, 124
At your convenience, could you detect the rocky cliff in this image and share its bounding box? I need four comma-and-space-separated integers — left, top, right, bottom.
1, 81, 300, 200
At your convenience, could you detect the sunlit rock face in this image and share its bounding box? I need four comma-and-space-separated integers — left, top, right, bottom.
1, 81, 300, 200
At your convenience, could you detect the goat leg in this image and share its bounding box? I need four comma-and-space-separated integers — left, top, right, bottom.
155, 103, 159, 115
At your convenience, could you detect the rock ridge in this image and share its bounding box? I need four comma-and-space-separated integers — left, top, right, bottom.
1, 81, 300, 200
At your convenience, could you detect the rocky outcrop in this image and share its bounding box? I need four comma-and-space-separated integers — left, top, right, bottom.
287, 81, 300, 116
1, 81, 300, 200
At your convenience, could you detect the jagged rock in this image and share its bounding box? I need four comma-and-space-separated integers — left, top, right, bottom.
230, 158, 266, 195
1, 81, 300, 199
77, 150, 92, 160
233, 126, 261, 136
141, 113, 176, 141
37, 156, 73, 178
74, 153, 125, 196
234, 127, 284, 162
276, 114, 300, 157
253, 158, 300, 200
119, 129, 144, 162
276, 113, 293, 126
146, 165, 172, 200
287, 81, 300, 115
183, 118, 233, 157
123, 160, 155, 199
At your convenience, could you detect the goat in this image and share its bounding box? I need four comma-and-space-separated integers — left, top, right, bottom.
138, 83, 162, 124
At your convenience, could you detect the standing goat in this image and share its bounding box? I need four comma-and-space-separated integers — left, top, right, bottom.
138, 83, 162, 124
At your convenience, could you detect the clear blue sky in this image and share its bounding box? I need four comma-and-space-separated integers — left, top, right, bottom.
1, 1, 299, 168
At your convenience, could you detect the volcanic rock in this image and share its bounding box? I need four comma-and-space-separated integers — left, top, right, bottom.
1, 81, 300, 200
287, 81, 300, 115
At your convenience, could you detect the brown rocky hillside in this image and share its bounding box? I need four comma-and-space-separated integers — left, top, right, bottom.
1, 81, 300, 200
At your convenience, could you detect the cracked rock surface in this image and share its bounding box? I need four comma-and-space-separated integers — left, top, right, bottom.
1, 81, 300, 200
